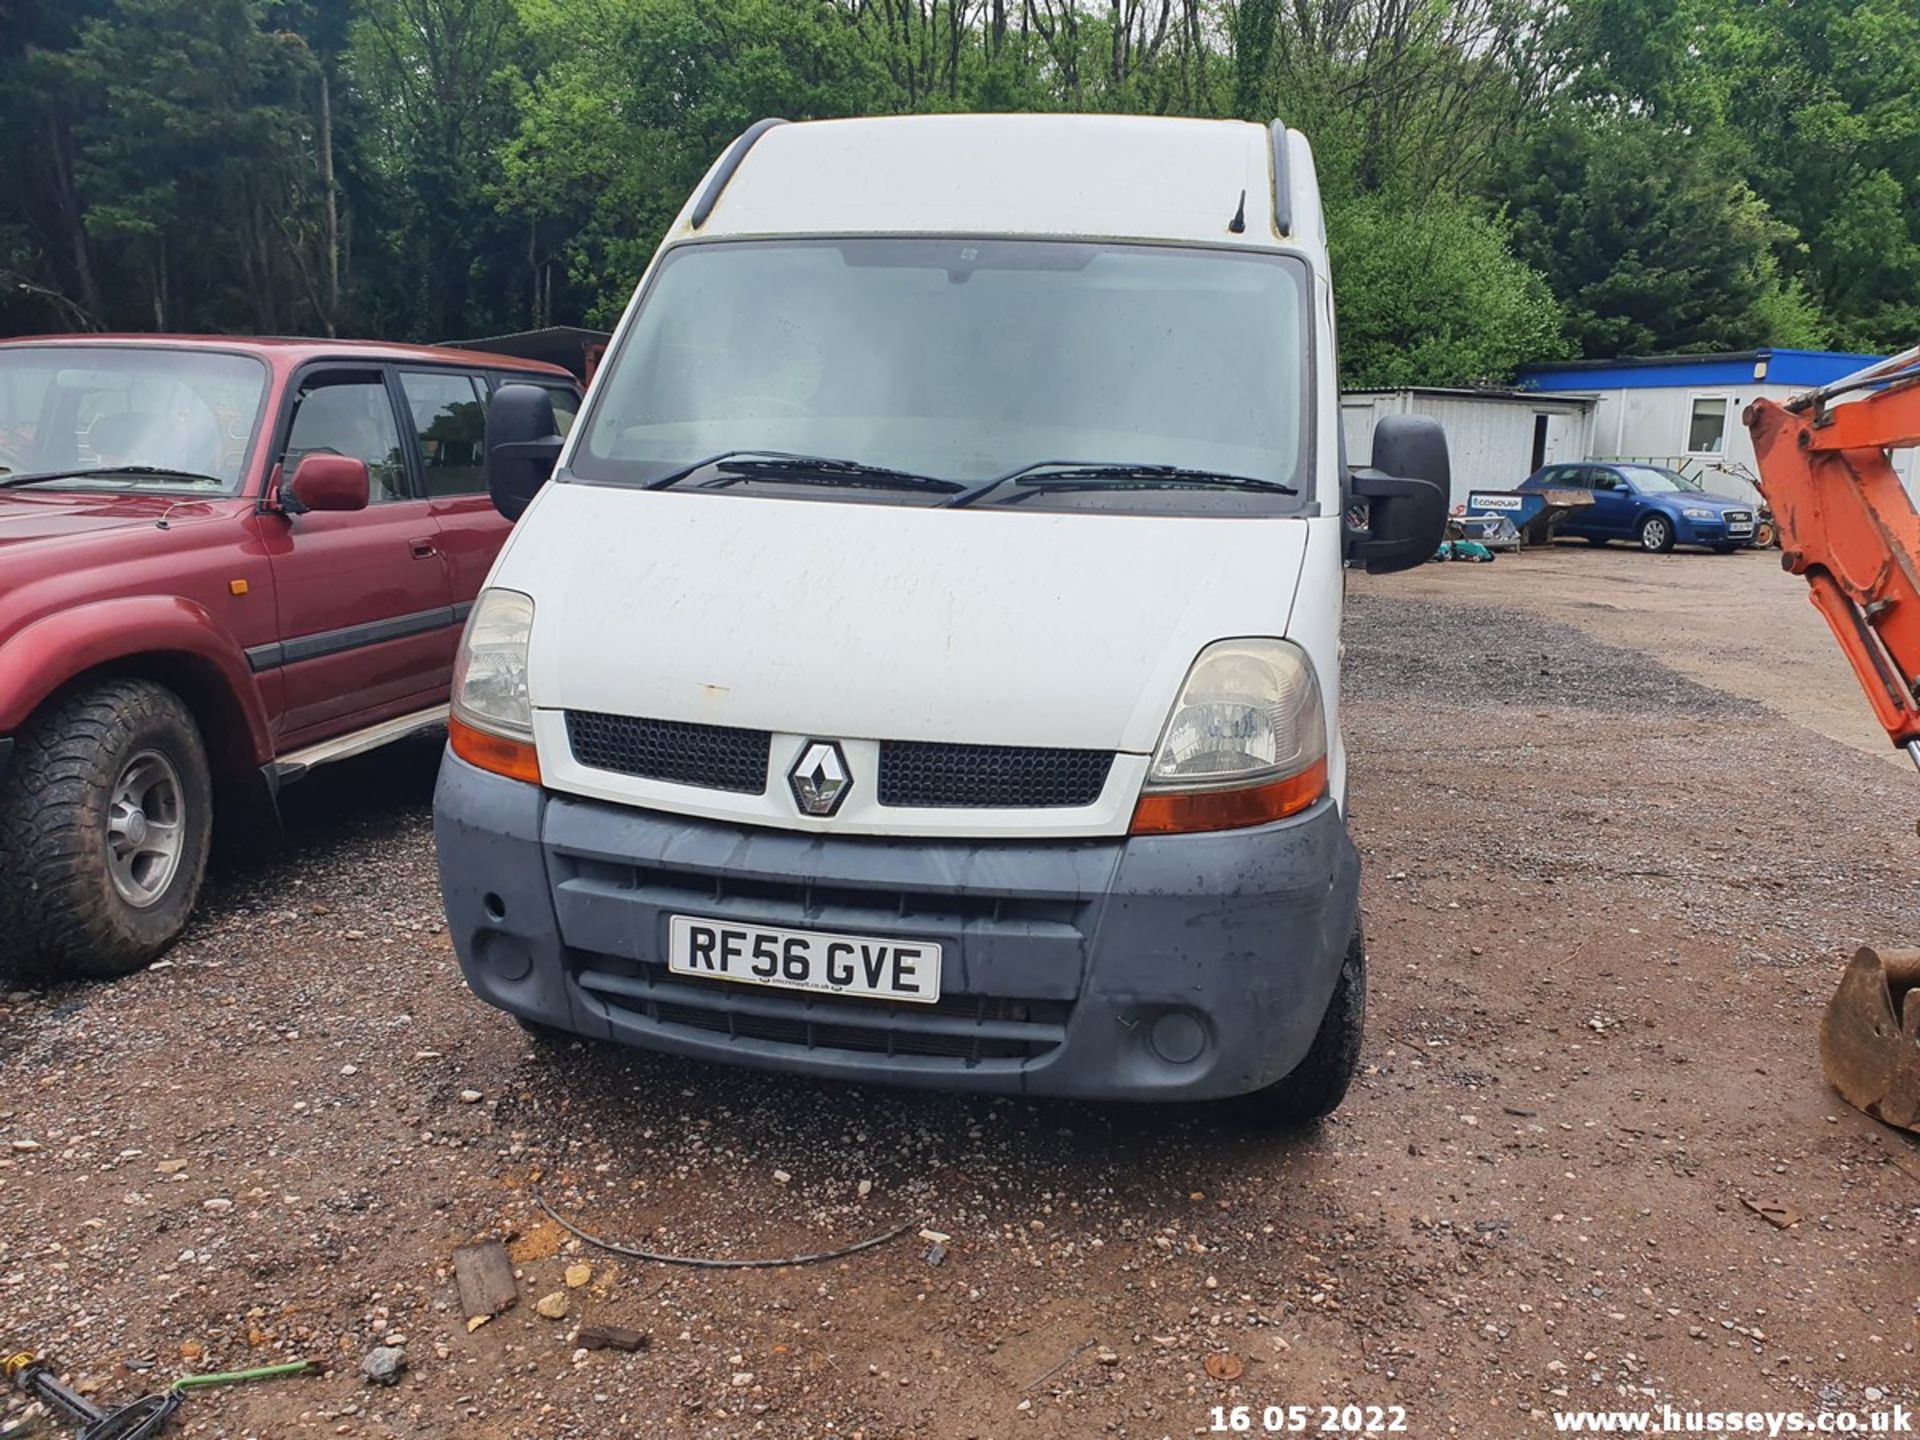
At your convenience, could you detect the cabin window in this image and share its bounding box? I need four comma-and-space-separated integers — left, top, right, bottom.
1686, 395, 1729, 455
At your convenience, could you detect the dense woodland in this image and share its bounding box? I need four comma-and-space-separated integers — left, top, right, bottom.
2, 0, 1916, 385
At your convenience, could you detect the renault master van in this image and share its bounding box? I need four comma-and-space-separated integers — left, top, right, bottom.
434, 115, 1447, 1120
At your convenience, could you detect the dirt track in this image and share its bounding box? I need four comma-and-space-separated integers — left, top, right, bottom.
3, 542, 1917, 1439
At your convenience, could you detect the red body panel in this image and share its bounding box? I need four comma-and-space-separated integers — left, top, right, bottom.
252, 499, 457, 744
0, 589, 274, 749
429, 491, 513, 605
0, 335, 576, 777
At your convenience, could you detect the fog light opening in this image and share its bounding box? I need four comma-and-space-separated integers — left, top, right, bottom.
1148, 1010, 1207, 1066
472, 929, 533, 983
483, 892, 507, 922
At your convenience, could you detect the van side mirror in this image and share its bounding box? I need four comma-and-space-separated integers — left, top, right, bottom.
486, 383, 565, 521
1346, 415, 1449, 574
281, 454, 369, 514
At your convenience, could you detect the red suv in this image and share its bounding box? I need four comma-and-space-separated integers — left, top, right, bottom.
0, 336, 580, 980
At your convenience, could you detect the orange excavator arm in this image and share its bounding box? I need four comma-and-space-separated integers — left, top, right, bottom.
1745, 344, 1920, 765
1747, 346, 1920, 1134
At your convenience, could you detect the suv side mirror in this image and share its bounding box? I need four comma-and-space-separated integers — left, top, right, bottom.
486, 383, 565, 521
282, 454, 369, 514
1347, 415, 1449, 574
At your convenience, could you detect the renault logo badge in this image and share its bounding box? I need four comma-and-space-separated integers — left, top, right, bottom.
789, 740, 851, 817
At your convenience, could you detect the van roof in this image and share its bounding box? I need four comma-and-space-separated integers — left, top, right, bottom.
678, 114, 1322, 252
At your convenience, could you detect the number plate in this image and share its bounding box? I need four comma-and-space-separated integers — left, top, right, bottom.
667, 915, 942, 1004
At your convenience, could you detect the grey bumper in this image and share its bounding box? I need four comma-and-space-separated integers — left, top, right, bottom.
435, 753, 1359, 1101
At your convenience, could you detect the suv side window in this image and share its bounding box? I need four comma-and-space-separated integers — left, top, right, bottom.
541, 383, 580, 437
283, 371, 408, 503
400, 370, 488, 496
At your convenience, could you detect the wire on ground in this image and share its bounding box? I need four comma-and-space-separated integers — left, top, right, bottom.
531, 1185, 918, 1270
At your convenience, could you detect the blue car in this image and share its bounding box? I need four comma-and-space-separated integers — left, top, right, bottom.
1517, 462, 1756, 553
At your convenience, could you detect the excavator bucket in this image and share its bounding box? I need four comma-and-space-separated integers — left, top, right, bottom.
1820, 946, 1920, 1132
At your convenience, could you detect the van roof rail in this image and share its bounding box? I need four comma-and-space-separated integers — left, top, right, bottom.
1268, 121, 1292, 237
690, 118, 788, 229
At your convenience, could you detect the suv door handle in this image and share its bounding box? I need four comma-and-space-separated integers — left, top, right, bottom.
409, 538, 437, 559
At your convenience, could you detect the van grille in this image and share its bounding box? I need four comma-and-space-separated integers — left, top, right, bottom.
563, 711, 1114, 809
574, 960, 1072, 1065
575, 859, 1088, 932
565, 711, 770, 793
878, 741, 1113, 808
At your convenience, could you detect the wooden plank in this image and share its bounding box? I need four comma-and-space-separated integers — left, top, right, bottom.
454, 1240, 519, 1319
577, 1325, 649, 1353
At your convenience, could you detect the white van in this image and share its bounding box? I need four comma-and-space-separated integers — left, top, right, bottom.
436, 115, 1446, 1120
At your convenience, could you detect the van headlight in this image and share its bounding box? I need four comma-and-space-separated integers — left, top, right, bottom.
449, 588, 541, 783
1131, 639, 1327, 835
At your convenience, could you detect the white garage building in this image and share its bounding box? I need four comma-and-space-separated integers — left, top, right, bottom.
1517, 348, 1914, 505
1339, 387, 1596, 507
1343, 348, 1912, 510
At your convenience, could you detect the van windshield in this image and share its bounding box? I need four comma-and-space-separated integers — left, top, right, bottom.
572, 238, 1312, 513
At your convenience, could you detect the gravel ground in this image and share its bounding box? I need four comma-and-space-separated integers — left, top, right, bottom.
3, 559, 1918, 1439
1341, 592, 1762, 717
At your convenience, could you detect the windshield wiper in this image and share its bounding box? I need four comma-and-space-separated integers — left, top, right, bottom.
645, 450, 961, 495
1, 464, 227, 490
946, 460, 1298, 508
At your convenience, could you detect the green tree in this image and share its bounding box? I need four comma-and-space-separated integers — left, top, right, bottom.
503, 0, 887, 328
0, 0, 116, 331
1547, 0, 1725, 127
347, 0, 529, 338
1496, 116, 1824, 357
1332, 191, 1568, 388
68, 0, 323, 332
5, 0, 1914, 375
1704, 0, 1920, 350
1, 0, 330, 334
1232, 0, 1565, 202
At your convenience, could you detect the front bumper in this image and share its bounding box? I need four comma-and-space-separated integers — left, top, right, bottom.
434, 753, 1360, 1101
1677, 515, 1754, 546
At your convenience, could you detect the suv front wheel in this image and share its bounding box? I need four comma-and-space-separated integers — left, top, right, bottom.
0, 678, 213, 980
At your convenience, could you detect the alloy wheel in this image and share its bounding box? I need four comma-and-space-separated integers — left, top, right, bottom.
106, 749, 186, 908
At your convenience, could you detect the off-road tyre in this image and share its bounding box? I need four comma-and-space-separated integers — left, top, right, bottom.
0, 679, 212, 981
1241, 918, 1366, 1126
